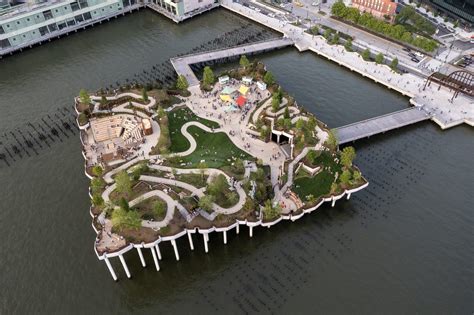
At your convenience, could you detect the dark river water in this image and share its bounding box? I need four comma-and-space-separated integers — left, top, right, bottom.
0, 8, 472, 314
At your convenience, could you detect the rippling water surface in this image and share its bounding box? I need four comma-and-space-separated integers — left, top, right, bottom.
0, 9, 472, 314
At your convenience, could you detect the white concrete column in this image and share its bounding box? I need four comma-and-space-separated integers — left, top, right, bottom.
203, 233, 209, 253
249, 226, 253, 238
171, 239, 180, 261
331, 197, 336, 207
346, 192, 351, 200
119, 254, 131, 279
223, 230, 227, 244
104, 256, 118, 281
136, 247, 146, 268
236, 224, 240, 234
155, 244, 162, 260
187, 231, 194, 250
150, 247, 160, 271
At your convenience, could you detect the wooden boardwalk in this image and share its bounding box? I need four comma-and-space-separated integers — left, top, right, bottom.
170, 37, 293, 86
335, 107, 430, 144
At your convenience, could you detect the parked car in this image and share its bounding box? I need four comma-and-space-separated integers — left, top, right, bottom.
411, 57, 420, 63
402, 47, 411, 52
254, 7, 261, 12
311, 1, 319, 6
408, 52, 416, 58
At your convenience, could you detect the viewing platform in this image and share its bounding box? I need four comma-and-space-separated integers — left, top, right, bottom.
335, 107, 430, 145
170, 37, 293, 86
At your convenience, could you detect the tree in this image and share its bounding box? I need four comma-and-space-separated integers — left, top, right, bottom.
361, 48, 371, 61
390, 57, 399, 71
92, 165, 103, 177
262, 199, 281, 220
295, 118, 305, 130
91, 177, 106, 195
326, 129, 338, 150
203, 66, 215, 86
111, 207, 141, 231
176, 75, 189, 90
142, 88, 148, 102
339, 169, 352, 185
232, 158, 245, 175
153, 200, 166, 219
375, 53, 384, 64
92, 194, 104, 207
239, 55, 250, 68
272, 96, 280, 113
207, 174, 228, 196
100, 95, 107, 106
263, 71, 275, 86
341, 146, 356, 167
283, 106, 290, 119
115, 170, 132, 195
119, 197, 130, 211
331, 0, 347, 18
79, 89, 90, 104
199, 195, 214, 212
226, 191, 238, 205
307, 150, 318, 164
330, 33, 340, 45
323, 28, 333, 40
353, 170, 362, 181
344, 38, 353, 51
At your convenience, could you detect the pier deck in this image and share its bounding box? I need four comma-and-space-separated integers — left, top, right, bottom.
170, 37, 293, 86
335, 107, 430, 144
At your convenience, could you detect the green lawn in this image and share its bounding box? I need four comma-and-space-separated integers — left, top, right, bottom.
293, 169, 335, 201
168, 107, 220, 153
170, 125, 252, 169
306, 150, 342, 174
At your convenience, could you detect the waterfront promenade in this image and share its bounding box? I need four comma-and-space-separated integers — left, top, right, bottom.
219, 0, 474, 130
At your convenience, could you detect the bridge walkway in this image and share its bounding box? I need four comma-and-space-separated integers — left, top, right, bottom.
170, 37, 294, 87
335, 107, 431, 144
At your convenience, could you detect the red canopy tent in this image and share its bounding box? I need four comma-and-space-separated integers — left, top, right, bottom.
236, 95, 247, 107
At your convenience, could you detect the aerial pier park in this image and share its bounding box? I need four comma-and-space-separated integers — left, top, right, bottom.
70, 1, 473, 280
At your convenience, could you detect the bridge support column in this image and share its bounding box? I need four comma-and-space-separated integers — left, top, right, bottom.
104, 255, 118, 281
151, 247, 160, 271
223, 230, 227, 244
347, 192, 351, 200
119, 254, 131, 279
171, 239, 180, 261
236, 224, 240, 234
249, 226, 253, 238
155, 244, 162, 260
136, 247, 146, 267
203, 233, 209, 253
187, 231, 194, 250
331, 197, 336, 207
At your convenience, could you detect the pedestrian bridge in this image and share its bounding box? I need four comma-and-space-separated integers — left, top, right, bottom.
335, 107, 431, 145
170, 37, 294, 87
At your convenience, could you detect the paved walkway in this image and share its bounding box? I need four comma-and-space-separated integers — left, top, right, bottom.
336, 107, 430, 144
129, 190, 176, 229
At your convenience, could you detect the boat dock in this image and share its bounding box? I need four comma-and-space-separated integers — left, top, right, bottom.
170, 37, 293, 86
335, 107, 431, 144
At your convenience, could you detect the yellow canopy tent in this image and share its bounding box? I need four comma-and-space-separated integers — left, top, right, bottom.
238, 85, 249, 95
220, 94, 232, 102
